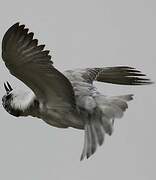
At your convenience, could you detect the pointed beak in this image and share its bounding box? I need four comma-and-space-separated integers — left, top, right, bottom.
7, 81, 13, 91
4, 81, 13, 94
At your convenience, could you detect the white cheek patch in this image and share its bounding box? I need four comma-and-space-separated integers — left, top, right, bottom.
10, 90, 36, 111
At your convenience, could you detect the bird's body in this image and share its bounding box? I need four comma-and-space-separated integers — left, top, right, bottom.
4, 68, 133, 130
1, 23, 152, 160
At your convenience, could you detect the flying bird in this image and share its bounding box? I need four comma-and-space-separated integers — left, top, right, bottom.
1, 23, 152, 160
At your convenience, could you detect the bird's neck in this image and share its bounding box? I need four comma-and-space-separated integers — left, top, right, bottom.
8, 89, 41, 118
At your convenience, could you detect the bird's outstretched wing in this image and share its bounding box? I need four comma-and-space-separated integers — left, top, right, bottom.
69, 67, 153, 85
2, 23, 76, 109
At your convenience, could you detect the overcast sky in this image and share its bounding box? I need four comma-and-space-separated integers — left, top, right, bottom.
0, 0, 155, 180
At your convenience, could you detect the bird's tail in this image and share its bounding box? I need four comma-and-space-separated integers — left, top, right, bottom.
80, 94, 133, 161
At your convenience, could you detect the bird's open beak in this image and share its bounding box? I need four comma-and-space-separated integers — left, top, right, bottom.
4, 81, 13, 94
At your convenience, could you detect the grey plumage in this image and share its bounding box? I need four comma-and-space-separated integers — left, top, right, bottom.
1, 23, 153, 160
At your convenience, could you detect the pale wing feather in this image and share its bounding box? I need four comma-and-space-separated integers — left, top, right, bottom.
2, 23, 76, 109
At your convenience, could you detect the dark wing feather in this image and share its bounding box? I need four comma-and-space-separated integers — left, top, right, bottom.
2, 23, 76, 109
81, 66, 153, 85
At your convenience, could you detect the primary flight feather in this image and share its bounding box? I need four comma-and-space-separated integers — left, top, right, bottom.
1, 23, 152, 160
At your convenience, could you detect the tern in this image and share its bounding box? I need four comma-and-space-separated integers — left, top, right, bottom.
1, 23, 152, 160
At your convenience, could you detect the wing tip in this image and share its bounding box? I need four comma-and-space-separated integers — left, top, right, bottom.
97, 66, 153, 86
2, 22, 23, 48
132, 78, 154, 85
10, 22, 20, 28
2, 22, 54, 65
6, 22, 21, 32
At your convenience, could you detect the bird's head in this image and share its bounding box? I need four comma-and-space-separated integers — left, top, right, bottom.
2, 82, 21, 117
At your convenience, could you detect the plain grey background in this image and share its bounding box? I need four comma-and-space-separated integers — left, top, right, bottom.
0, 0, 155, 179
